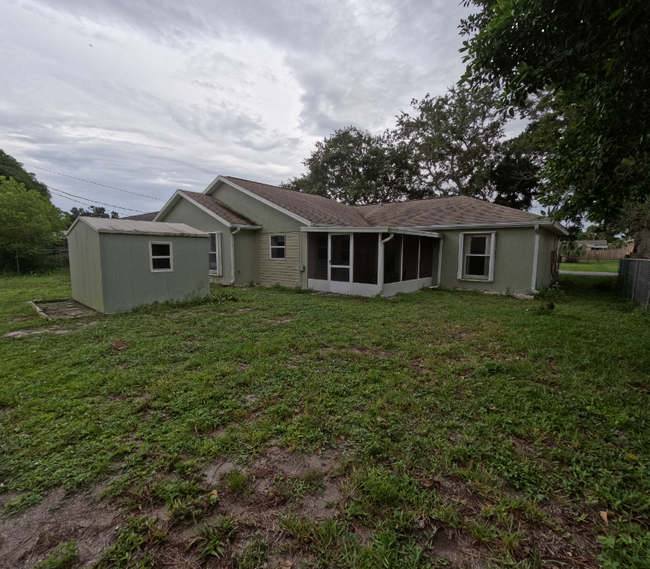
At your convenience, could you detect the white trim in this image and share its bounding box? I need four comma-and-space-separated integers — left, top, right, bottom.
269, 234, 286, 260
398, 220, 568, 236
150, 241, 173, 272
301, 226, 442, 239
208, 232, 222, 276
457, 231, 496, 282
209, 176, 313, 227
531, 224, 540, 293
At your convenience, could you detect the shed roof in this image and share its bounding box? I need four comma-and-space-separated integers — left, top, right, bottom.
67, 217, 208, 237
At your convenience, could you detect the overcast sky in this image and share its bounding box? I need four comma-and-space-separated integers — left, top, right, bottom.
2, 0, 480, 215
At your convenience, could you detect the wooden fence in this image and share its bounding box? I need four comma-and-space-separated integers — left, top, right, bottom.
581, 248, 627, 261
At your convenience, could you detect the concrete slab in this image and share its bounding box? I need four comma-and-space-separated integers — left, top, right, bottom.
30, 299, 96, 319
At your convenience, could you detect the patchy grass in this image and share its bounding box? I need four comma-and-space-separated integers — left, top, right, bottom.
1, 270, 649, 567
560, 259, 620, 273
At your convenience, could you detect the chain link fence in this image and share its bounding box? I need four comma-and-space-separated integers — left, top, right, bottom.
619, 258, 650, 308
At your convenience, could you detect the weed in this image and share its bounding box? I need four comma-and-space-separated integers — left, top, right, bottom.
95, 516, 166, 569
223, 469, 247, 495
34, 542, 79, 569
238, 534, 270, 569
189, 515, 238, 559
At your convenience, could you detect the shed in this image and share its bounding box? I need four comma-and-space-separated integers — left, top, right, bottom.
66, 217, 210, 314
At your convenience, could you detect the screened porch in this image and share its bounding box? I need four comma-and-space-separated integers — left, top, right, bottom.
304, 229, 442, 296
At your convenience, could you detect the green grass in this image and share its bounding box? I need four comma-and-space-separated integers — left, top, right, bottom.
1, 270, 649, 567
560, 259, 620, 272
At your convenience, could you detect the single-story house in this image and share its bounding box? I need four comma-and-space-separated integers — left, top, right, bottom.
66, 217, 210, 313
153, 176, 567, 296
576, 239, 608, 250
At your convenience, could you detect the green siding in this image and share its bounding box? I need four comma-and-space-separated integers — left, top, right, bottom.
440, 228, 536, 294
535, 229, 558, 290
99, 234, 210, 313
68, 222, 104, 312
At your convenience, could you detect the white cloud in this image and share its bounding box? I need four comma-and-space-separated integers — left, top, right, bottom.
1, 0, 474, 214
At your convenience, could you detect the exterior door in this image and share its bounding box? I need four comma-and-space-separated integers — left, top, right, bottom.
329, 234, 351, 294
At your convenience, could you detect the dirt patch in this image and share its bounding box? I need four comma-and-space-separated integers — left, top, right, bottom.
430, 526, 488, 568
239, 364, 252, 372
203, 460, 240, 486
10, 316, 32, 322
409, 358, 429, 372
4, 326, 72, 338
110, 340, 131, 351
0, 487, 120, 569
253, 447, 340, 479
235, 308, 252, 313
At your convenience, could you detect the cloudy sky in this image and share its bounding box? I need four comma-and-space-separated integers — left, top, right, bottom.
2, 0, 478, 215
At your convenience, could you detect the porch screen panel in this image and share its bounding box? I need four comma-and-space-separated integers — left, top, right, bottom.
383, 234, 402, 284
419, 237, 434, 278
353, 233, 378, 284
331, 267, 350, 281
308, 233, 328, 280
402, 235, 420, 281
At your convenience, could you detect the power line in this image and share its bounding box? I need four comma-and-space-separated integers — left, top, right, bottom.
25, 163, 166, 202
48, 186, 145, 213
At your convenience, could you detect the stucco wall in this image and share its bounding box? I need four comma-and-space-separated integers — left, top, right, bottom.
439, 227, 536, 294
68, 221, 104, 312
258, 232, 301, 287
535, 229, 559, 290
99, 233, 210, 313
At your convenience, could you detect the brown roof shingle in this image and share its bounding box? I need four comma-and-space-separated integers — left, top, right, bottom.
223, 177, 371, 227
356, 196, 541, 227
182, 190, 259, 226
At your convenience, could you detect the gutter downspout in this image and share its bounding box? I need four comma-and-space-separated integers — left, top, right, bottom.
229, 227, 241, 285
531, 224, 540, 293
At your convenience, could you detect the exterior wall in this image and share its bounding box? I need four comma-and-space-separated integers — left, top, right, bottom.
383, 277, 432, 297
99, 233, 210, 313
535, 229, 558, 290
233, 230, 259, 285
67, 221, 104, 312
258, 231, 300, 287
439, 227, 536, 294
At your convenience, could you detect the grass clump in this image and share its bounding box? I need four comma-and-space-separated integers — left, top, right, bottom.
95, 516, 166, 569
189, 515, 238, 559
34, 542, 79, 569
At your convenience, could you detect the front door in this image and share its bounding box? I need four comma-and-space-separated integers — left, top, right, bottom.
329, 234, 351, 294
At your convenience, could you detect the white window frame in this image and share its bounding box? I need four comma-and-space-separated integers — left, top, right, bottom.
150, 241, 173, 273
457, 232, 495, 282
208, 232, 222, 276
269, 234, 286, 260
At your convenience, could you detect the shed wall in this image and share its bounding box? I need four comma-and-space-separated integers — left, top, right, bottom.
440, 228, 535, 294
99, 233, 210, 313
535, 229, 558, 290
67, 221, 104, 312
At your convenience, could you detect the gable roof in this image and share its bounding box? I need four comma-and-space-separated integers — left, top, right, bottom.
356, 195, 541, 227
66, 217, 207, 237
154, 189, 259, 227
123, 212, 159, 221
219, 177, 371, 227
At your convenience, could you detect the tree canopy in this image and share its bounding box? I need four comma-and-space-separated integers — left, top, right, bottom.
0, 177, 66, 272
0, 150, 50, 198
460, 0, 650, 224
69, 206, 119, 224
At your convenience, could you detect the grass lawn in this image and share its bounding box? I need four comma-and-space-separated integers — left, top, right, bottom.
1, 270, 649, 568
560, 259, 620, 273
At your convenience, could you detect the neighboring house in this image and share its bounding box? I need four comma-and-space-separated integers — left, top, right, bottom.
576, 239, 608, 250
154, 176, 567, 296
123, 212, 159, 221
66, 217, 210, 313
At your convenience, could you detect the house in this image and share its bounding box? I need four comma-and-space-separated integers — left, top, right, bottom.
576, 239, 608, 250
154, 176, 567, 296
66, 217, 210, 313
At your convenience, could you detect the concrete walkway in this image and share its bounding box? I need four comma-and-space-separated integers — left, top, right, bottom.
559, 271, 618, 277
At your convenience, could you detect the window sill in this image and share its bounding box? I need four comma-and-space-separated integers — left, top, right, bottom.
459, 277, 493, 283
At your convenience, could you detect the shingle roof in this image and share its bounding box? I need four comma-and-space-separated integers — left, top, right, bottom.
123, 212, 159, 221
182, 190, 259, 226
356, 196, 541, 227
223, 177, 371, 227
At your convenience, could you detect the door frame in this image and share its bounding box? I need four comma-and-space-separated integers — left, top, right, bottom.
328, 233, 353, 294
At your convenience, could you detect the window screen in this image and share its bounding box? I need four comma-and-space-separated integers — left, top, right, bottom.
353, 233, 378, 284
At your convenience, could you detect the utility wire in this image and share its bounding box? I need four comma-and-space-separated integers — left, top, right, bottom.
48, 186, 145, 213
26, 163, 166, 202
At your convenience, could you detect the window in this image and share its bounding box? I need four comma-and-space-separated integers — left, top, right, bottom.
270, 235, 285, 259
458, 232, 495, 281
150, 242, 172, 272
209, 232, 222, 275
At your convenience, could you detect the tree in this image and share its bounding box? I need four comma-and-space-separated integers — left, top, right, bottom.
69, 206, 119, 224
0, 177, 66, 272
0, 149, 50, 198
460, 0, 650, 224
284, 127, 421, 205
395, 84, 506, 199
